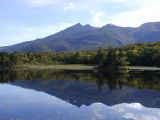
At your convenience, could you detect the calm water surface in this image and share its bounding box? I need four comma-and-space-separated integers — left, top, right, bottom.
0, 70, 160, 120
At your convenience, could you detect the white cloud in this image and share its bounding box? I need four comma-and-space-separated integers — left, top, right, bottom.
64, 2, 76, 12
110, 0, 160, 27
91, 11, 107, 27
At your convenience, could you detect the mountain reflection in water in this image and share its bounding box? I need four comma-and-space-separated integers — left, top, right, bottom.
0, 69, 160, 108
0, 84, 160, 120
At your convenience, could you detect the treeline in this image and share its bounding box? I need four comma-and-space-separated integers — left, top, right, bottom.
0, 51, 98, 65
0, 42, 160, 67
123, 42, 160, 66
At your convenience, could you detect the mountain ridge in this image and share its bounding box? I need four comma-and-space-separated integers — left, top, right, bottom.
1, 21, 160, 52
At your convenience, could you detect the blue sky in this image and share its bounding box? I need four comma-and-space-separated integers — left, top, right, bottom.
0, 0, 160, 46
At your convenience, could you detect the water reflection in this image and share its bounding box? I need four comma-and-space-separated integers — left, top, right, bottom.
0, 84, 160, 120
1, 70, 160, 91
0, 69, 160, 108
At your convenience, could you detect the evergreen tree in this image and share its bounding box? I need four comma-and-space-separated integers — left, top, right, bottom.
102, 48, 129, 67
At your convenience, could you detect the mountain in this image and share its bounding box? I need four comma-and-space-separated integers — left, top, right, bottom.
1, 22, 160, 52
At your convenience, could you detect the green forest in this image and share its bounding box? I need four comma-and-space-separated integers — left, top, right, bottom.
0, 42, 160, 69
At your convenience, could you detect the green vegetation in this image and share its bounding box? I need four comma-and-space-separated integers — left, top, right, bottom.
0, 42, 160, 69
0, 52, 14, 70
100, 48, 129, 70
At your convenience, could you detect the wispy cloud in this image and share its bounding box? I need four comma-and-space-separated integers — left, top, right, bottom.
24, 0, 55, 7
91, 11, 108, 27
0, 22, 73, 46
64, 2, 76, 12
110, 0, 160, 27
1, 0, 160, 46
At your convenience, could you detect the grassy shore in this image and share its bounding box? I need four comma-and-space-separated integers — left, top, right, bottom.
1, 64, 160, 71
98, 66, 160, 72
128, 66, 160, 71
21, 64, 96, 70
23, 65, 160, 71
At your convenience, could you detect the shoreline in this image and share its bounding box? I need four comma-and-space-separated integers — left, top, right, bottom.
128, 66, 160, 71
20, 64, 96, 70
1, 65, 160, 71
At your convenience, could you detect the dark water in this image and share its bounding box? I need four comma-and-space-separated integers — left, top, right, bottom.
0, 69, 160, 120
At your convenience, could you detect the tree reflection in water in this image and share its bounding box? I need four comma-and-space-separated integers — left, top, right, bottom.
0, 69, 160, 108
0, 69, 160, 91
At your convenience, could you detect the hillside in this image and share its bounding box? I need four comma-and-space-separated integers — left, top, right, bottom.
1, 22, 160, 52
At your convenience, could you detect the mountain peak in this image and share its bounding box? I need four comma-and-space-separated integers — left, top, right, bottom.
62, 23, 95, 34
65, 23, 83, 30
140, 22, 160, 29
60, 23, 82, 31
84, 24, 96, 28
103, 23, 117, 28
72, 23, 83, 27
84, 24, 91, 27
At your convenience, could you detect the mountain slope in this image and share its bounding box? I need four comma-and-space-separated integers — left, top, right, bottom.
2, 22, 160, 52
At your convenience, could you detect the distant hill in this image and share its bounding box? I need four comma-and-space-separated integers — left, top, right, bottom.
1, 22, 160, 52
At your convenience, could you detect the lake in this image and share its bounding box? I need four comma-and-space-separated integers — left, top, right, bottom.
0, 69, 160, 120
